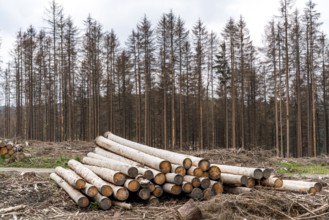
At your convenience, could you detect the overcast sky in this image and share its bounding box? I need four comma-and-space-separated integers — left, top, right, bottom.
0, 0, 328, 65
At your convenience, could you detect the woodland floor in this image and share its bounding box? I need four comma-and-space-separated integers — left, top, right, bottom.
1, 141, 329, 219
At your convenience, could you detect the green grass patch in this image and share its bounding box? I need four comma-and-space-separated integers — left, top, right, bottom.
277, 161, 329, 174
1, 155, 73, 168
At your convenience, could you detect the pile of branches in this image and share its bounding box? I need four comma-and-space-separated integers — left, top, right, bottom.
50, 132, 324, 214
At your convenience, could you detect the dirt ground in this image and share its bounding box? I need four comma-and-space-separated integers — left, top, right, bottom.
1, 141, 329, 219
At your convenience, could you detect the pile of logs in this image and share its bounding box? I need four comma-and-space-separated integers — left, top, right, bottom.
50, 132, 323, 211
0, 140, 24, 157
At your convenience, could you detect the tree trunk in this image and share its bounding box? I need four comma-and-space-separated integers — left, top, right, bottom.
163, 183, 182, 195
213, 164, 263, 179
183, 175, 201, 188
165, 173, 183, 185
54, 166, 86, 189
93, 193, 112, 210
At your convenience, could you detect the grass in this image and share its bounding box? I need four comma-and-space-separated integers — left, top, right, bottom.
0, 155, 80, 168
277, 161, 329, 175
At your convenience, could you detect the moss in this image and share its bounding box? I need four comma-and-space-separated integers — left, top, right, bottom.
277, 161, 329, 174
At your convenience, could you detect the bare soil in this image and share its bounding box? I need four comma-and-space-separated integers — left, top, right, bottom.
1, 142, 329, 219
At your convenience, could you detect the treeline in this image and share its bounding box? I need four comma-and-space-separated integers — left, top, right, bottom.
0, 0, 328, 157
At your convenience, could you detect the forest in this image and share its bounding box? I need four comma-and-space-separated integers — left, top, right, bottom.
0, 0, 328, 158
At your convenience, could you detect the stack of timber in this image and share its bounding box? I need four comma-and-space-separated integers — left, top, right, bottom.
50, 132, 324, 210
0, 139, 25, 157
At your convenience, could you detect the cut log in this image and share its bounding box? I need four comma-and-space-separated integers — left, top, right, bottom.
148, 168, 166, 185
93, 193, 112, 210
243, 177, 255, 188
221, 173, 246, 186
224, 186, 253, 194
281, 180, 321, 193
214, 164, 263, 179
149, 182, 155, 192
186, 188, 203, 200
5, 141, 14, 150
199, 177, 210, 189
50, 173, 89, 208
210, 180, 224, 195
260, 176, 283, 188
95, 136, 171, 173
67, 159, 113, 197
262, 168, 274, 179
187, 155, 210, 171
187, 166, 203, 177
163, 183, 182, 195
203, 188, 214, 200
108, 183, 129, 201
202, 172, 209, 178
177, 199, 202, 220
136, 175, 151, 188
183, 175, 201, 188
152, 185, 164, 197
55, 166, 86, 189
81, 182, 98, 197
0, 147, 8, 155
182, 181, 193, 193
112, 201, 132, 209
137, 188, 151, 200
84, 165, 126, 186
172, 164, 186, 176
105, 131, 192, 169
124, 179, 140, 192
8, 149, 15, 156
148, 195, 160, 206
83, 154, 138, 178
208, 165, 221, 180
165, 173, 183, 185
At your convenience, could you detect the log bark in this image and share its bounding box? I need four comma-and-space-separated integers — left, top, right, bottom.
152, 185, 164, 197
220, 173, 246, 186
93, 193, 112, 210
208, 165, 221, 180
81, 182, 98, 197
54, 166, 86, 189
84, 154, 138, 178
67, 159, 113, 197
213, 164, 263, 179
177, 199, 202, 220
224, 186, 253, 194
50, 173, 89, 208
187, 188, 203, 200
95, 136, 171, 173
199, 177, 210, 189
172, 164, 186, 176
105, 131, 192, 169
84, 164, 126, 186
260, 176, 283, 188
210, 180, 224, 194
112, 201, 132, 209
163, 183, 182, 195
281, 180, 321, 193
187, 166, 203, 177
183, 175, 201, 188
124, 179, 140, 192
165, 173, 183, 185
182, 181, 193, 193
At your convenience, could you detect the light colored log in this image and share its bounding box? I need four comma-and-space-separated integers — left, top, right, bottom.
112, 201, 132, 209
262, 168, 274, 179
105, 131, 192, 169
224, 186, 253, 194
199, 177, 210, 189
93, 193, 112, 210
182, 181, 193, 193
124, 179, 140, 192
243, 177, 255, 188
187, 166, 203, 177
187, 155, 210, 171
186, 188, 203, 200
5, 141, 14, 150
152, 185, 163, 197
281, 180, 321, 193
148, 168, 166, 185
148, 195, 160, 206
84, 165, 126, 186
210, 180, 224, 195
0, 147, 8, 155
81, 182, 98, 197
108, 183, 129, 201
213, 164, 263, 179
94, 147, 154, 180
67, 159, 112, 197
165, 173, 183, 185
163, 183, 182, 195
136, 174, 151, 188
177, 199, 202, 220
8, 149, 15, 156
172, 164, 186, 176
260, 176, 283, 188
220, 173, 246, 186
95, 136, 171, 173
183, 175, 201, 188
208, 165, 221, 180
137, 188, 151, 200
84, 154, 138, 178
55, 166, 86, 189
50, 173, 89, 208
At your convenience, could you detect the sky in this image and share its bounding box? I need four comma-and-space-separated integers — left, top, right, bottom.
0, 0, 328, 65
